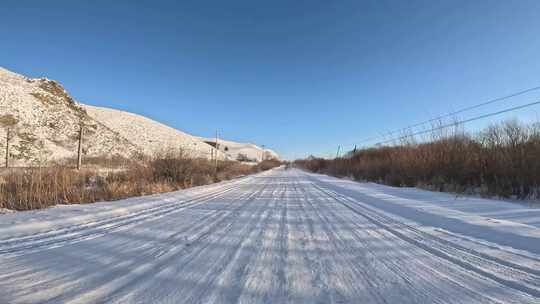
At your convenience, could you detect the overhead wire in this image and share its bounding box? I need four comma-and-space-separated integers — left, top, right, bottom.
375, 99, 540, 145
357, 85, 540, 145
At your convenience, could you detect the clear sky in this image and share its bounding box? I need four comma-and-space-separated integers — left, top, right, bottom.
2, 1, 540, 159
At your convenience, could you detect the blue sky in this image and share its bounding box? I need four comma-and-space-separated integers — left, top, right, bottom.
2, 1, 540, 159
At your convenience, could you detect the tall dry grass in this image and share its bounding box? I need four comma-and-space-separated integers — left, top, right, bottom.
296, 120, 540, 199
0, 152, 281, 211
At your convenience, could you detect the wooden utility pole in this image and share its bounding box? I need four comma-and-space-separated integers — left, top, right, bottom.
5, 128, 10, 168
214, 131, 219, 173
336, 145, 341, 159
77, 124, 84, 170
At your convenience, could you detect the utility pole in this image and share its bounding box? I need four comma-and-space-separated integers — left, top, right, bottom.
5, 128, 10, 168
214, 130, 219, 173
336, 145, 341, 159
77, 124, 84, 170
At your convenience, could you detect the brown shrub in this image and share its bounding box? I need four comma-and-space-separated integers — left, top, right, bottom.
296, 120, 540, 199
0, 153, 281, 211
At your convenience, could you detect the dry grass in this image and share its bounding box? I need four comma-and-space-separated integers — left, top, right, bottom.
0, 114, 18, 127
296, 120, 540, 200
0, 152, 281, 211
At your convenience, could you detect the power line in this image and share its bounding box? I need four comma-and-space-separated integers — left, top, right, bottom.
358, 85, 540, 145
375, 99, 540, 146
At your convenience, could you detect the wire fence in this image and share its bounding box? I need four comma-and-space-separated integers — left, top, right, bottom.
0, 125, 226, 170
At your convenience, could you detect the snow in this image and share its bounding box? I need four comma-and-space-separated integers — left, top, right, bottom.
82, 106, 282, 161
1, 66, 279, 164
0, 208, 15, 215
1, 168, 540, 303
0, 66, 139, 165
83, 105, 226, 160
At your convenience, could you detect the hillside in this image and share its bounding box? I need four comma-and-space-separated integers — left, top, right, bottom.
197, 136, 280, 162
0, 67, 138, 166
0, 67, 278, 166
82, 105, 226, 160
83, 106, 280, 162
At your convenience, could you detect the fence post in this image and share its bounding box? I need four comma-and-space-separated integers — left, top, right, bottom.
77, 124, 84, 170
214, 131, 219, 174
261, 145, 266, 162
5, 128, 10, 168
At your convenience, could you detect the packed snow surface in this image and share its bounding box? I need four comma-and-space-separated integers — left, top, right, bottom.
1, 168, 540, 303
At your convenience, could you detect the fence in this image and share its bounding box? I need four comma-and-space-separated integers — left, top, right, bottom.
1, 125, 226, 170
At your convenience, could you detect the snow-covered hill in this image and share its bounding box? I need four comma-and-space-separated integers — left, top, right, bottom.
196, 136, 280, 162
83, 106, 280, 162
0, 66, 278, 165
82, 105, 226, 160
0, 67, 138, 166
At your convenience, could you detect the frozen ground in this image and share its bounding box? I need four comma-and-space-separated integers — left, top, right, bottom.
1, 168, 540, 303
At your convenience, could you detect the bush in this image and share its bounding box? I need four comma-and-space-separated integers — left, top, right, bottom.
0, 152, 281, 211
295, 120, 540, 200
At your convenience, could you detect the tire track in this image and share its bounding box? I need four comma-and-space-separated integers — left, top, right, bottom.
305, 182, 508, 304
297, 180, 390, 303
92, 178, 273, 304
0, 177, 252, 256
194, 181, 287, 304
309, 180, 540, 300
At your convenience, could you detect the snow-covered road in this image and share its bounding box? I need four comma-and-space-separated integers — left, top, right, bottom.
1, 168, 540, 303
